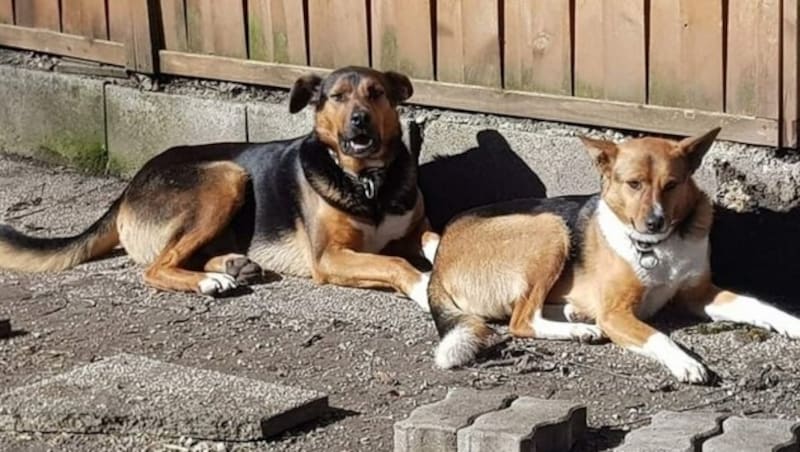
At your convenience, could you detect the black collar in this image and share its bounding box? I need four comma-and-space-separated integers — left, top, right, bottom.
326, 148, 387, 200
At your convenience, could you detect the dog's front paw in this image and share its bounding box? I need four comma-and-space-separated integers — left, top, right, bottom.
408, 272, 431, 312
571, 323, 604, 343
198, 272, 238, 296
665, 355, 709, 384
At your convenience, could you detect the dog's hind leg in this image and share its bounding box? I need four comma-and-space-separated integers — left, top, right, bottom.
133, 162, 249, 295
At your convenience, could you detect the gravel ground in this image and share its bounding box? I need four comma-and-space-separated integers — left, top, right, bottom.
1, 153, 799, 452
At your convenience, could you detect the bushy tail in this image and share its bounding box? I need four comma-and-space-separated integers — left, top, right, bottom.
429, 273, 495, 369
0, 198, 121, 272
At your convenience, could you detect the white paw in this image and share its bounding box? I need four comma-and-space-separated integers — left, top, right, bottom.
570, 324, 604, 343
665, 355, 709, 384
198, 272, 237, 295
769, 318, 800, 339
408, 272, 431, 312
422, 237, 440, 263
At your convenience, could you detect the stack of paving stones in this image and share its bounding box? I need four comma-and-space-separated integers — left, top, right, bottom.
0, 353, 328, 441
0, 318, 10, 338
617, 410, 800, 451
393, 388, 586, 452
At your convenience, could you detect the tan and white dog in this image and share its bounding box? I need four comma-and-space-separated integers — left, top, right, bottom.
425, 127, 800, 383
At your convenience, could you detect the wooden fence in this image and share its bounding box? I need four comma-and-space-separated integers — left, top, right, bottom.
0, 0, 797, 148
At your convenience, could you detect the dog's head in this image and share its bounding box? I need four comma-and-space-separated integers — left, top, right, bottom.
580, 127, 720, 241
289, 66, 413, 172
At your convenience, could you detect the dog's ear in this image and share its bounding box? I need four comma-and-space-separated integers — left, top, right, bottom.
580, 136, 618, 175
289, 74, 323, 114
383, 71, 413, 104
678, 127, 720, 173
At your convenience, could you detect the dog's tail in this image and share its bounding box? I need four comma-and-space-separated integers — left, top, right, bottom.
0, 198, 122, 272
429, 273, 495, 369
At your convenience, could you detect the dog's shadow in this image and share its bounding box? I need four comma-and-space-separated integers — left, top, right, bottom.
419, 129, 547, 231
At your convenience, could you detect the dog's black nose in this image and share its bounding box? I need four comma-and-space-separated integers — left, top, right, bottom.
645, 213, 665, 233
350, 111, 369, 128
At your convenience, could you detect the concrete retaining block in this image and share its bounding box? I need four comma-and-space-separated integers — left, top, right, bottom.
394, 388, 515, 452
702, 417, 799, 452
247, 101, 312, 142
0, 353, 328, 441
456, 397, 586, 452
106, 86, 247, 176
617, 410, 726, 452
0, 65, 106, 171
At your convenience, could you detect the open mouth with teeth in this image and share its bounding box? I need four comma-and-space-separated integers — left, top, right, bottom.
341, 133, 379, 156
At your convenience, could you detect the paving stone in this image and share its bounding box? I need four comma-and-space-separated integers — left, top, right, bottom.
702, 417, 799, 452
106, 85, 247, 176
616, 410, 726, 452
0, 353, 327, 441
0, 65, 106, 171
456, 397, 586, 452
0, 319, 9, 338
394, 388, 515, 452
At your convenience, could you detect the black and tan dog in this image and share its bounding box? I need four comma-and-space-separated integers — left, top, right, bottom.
0, 67, 432, 309
426, 127, 800, 383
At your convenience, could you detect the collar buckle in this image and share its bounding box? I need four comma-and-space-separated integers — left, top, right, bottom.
360, 176, 376, 200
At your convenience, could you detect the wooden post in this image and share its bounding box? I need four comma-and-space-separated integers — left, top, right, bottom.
110, 0, 159, 73
782, 0, 799, 148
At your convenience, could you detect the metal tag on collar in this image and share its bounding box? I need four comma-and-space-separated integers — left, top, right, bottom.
360, 176, 376, 199
639, 251, 659, 269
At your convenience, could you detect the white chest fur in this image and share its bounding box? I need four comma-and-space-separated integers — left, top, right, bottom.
349, 209, 415, 253
596, 200, 709, 319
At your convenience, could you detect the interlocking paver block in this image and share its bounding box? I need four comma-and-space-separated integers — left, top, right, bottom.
456, 397, 586, 452
394, 388, 515, 452
0, 353, 328, 441
702, 417, 799, 452
0, 319, 9, 338
616, 410, 726, 452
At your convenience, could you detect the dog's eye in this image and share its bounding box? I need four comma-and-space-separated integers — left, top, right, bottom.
368, 88, 384, 100
627, 180, 642, 190
663, 181, 678, 191
330, 93, 345, 102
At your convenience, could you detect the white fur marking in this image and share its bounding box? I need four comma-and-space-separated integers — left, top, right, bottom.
349, 210, 415, 253
198, 272, 237, 295
632, 333, 708, 383
596, 200, 709, 319
422, 236, 440, 263
408, 272, 431, 312
435, 325, 481, 369
706, 295, 800, 339
531, 311, 603, 341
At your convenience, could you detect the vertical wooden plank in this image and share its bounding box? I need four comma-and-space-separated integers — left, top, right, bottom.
437, 0, 501, 87
186, 0, 247, 59
649, 0, 723, 111
0, 0, 14, 24
726, 0, 780, 118
248, 0, 307, 65
504, 0, 571, 95
782, 0, 798, 147
574, 0, 645, 103
160, 0, 188, 52
15, 0, 61, 31
371, 0, 433, 79
109, 0, 157, 72
62, 0, 107, 38
308, 0, 369, 68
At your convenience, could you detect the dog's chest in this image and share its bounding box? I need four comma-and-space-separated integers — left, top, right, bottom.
623, 237, 709, 318
350, 209, 415, 253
